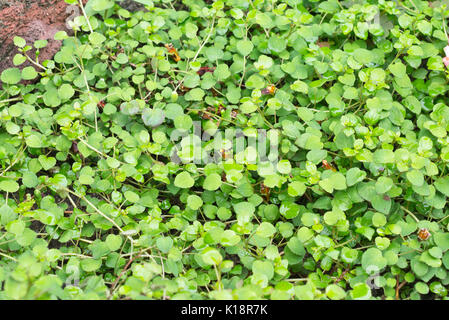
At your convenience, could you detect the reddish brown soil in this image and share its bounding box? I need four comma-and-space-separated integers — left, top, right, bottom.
0, 0, 88, 74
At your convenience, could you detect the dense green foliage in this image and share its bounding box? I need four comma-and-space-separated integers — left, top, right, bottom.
1, 0, 449, 300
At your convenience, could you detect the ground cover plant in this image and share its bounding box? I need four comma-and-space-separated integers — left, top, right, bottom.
1, 0, 449, 300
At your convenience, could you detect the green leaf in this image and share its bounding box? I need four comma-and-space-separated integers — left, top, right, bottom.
81, 258, 102, 272
236, 40, 254, 56
279, 202, 300, 219
256, 222, 276, 238
13, 36, 26, 48
389, 62, 406, 77
38, 155, 56, 171
245, 74, 265, 89
91, 0, 114, 11
124, 190, 140, 203
58, 84, 75, 100
419, 251, 441, 268
372, 212, 387, 227
1, 68, 21, 84
287, 237, 305, 256
22, 172, 38, 188
21, 67, 37, 80
133, 0, 153, 4
0, 180, 20, 193
338, 73, 355, 86
406, 169, 424, 186
89, 32, 106, 45
375, 176, 393, 194
417, 21, 432, 35
252, 260, 274, 280
434, 233, 449, 251
214, 64, 231, 81
371, 194, 391, 214
435, 177, 449, 197
268, 36, 286, 54
174, 172, 195, 188
341, 247, 358, 264
174, 115, 193, 131
346, 168, 366, 186
326, 284, 346, 300
403, 96, 421, 114
105, 234, 122, 251
361, 248, 387, 273
13, 54, 26, 66
351, 283, 372, 300
156, 237, 174, 253
142, 108, 165, 127
319, 172, 346, 193
288, 181, 306, 197
116, 53, 128, 64
373, 149, 395, 164
34, 40, 48, 49
277, 160, 291, 174
201, 248, 222, 265
415, 282, 429, 295
203, 173, 222, 191
234, 202, 255, 224
187, 194, 203, 210
185, 88, 205, 101
185, 22, 198, 39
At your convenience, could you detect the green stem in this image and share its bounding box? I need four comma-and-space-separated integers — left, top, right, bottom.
0, 97, 23, 105
401, 206, 420, 223
78, 0, 93, 33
